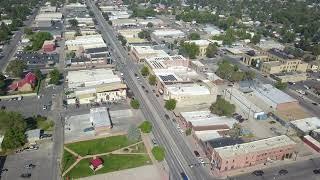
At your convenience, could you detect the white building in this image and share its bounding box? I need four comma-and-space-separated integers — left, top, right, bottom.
152, 29, 185, 38
90, 107, 112, 135
180, 111, 237, 128
291, 117, 320, 134
35, 13, 62, 21
67, 69, 121, 89
131, 46, 169, 62
66, 69, 126, 104
65, 35, 106, 51
25, 129, 41, 144
164, 83, 216, 107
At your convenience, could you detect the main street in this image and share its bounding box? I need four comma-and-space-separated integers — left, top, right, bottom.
87, 0, 212, 179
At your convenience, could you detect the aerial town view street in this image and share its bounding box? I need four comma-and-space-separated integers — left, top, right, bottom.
0, 0, 320, 180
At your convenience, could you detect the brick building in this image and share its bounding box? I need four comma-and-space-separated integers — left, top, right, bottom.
211, 135, 296, 174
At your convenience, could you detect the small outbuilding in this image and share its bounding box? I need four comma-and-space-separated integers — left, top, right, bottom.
90, 157, 104, 171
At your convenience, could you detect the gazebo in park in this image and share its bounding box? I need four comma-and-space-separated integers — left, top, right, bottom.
89, 156, 104, 172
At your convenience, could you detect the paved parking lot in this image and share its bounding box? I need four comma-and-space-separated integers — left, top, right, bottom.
1, 141, 54, 180
78, 164, 162, 180
64, 108, 143, 143
0, 85, 62, 117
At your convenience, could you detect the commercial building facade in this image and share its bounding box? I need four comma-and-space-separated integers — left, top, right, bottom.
211, 135, 296, 173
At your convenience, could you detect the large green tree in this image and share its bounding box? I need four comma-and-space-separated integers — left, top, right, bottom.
188, 32, 200, 40
130, 99, 140, 109
206, 43, 218, 58
148, 75, 157, 85
140, 66, 150, 77
68, 19, 78, 28
210, 97, 235, 117
49, 68, 61, 85
0, 111, 27, 150
164, 99, 177, 111
6, 60, 27, 77
180, 42, 199, 59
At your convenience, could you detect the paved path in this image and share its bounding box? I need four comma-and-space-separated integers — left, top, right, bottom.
62, 140, 148, 176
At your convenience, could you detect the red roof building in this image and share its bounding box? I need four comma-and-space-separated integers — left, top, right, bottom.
90, 157, 104, 170
42, 40, 56, 52
9, 72, 37, 92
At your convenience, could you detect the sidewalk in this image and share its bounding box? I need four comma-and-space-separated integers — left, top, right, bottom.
141, 133, 169, 180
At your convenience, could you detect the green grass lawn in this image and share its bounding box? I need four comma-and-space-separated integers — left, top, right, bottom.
65, 154, 151, 179
62, 150, 77, 173
130, 142, 147, 153
65, 135, 138, 156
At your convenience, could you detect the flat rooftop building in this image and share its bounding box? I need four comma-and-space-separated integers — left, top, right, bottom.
152, 29, 185, 38
67, 69, 121, 90
291, 117, 320, 134
212, 135, 296, 174
90, 107, 112, 134
252, 84, 298, 110
180, 111, 237, 129
131, 45, 168, 62
164, 83, 216, 107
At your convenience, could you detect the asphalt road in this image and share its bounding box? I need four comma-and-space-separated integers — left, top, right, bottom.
223, 55, 320, 117
87, 1, 212, 179
234, 157, 320, 180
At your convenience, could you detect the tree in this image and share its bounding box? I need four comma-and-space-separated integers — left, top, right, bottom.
244, 71, 256, 80
0, 111, 27, 151
102, 12, 109, 21
0, 73, 6, 89
146, 22, 153, 28
138, 30, 151, 41
185, 128, 192, 136
33, 68, 43, 80
108, 21, 112, 26
188, 32, 200, 40
68, 19, 78, 28
216, 60, 246, 82
127, 124, 140, 142
6, 60, 27, 77
29, 32, 53, 51
117, 34, 127, 46
229, 123, 242, 138
24, 27, 33, 36
148, 75, 157, 85
130, 99, 140, 109
274, 81, 287, 90
251, 34, 261, 44
139, 121, 152, 133
165, 99, 177, 111
140, 65, 149, 76
210, 97, 235, 117
312, 44, 320, 56
180, 42, 199, 59
49, 68, 61, 85
152, 146, 165, 161
206, 43, 218, 58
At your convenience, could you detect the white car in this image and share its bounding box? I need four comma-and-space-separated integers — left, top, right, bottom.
43, 105, 47, 110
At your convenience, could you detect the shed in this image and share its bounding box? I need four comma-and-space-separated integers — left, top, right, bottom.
25, 129, 41, 143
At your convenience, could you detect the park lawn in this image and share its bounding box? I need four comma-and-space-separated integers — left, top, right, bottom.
65, 154, 151, 179
62, 150, 77, 173
130, 142, 147, 153
65, 135, 137, 156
